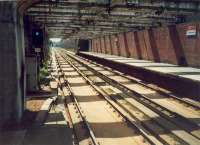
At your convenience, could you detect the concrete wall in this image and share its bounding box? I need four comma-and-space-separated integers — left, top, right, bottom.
26, 57, 38, 92
91, 22, 200, 68
0, 1, 25, 126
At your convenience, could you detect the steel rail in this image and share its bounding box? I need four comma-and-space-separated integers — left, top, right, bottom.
59, 52, 200, 145
54, 54, 99, 145
62, 50, 200, 140
66, 50, 200, 112
69, 50, 200, 110
56, 52, 185, 145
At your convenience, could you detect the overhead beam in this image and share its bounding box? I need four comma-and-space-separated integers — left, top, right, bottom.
34, 15, 176, 25
28, 13, 177, 21
36, 21, 145, 29
24, 0, 200, 39
27, 10, 179, 24
34, 19, 157, 27
46, 26, 130, 32
111, 1, 200, 12
28, 0, 200, 12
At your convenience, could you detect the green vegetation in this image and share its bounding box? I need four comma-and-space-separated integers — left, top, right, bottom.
39, 60, 50, 85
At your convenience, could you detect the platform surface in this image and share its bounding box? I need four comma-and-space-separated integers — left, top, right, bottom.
80, 52, 200, 82
23, 102, 73, 145
0, 98, 73, 145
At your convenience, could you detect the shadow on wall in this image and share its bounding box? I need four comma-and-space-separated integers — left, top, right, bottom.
90, 22, 200, 68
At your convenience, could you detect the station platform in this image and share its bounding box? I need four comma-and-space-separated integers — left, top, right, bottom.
78, 51, 200, 100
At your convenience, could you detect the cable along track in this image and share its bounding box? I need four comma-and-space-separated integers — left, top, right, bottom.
54, 53, 152, 145
56, 49, 200, 145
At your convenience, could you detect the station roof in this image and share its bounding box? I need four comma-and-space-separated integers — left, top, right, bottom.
18, 0, 200, 39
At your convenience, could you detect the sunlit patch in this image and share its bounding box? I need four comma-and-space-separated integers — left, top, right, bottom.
50, 38, 62, 43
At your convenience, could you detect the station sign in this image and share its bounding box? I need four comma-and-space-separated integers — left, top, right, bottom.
35, 48, 41, 53
186, 25, 197, 38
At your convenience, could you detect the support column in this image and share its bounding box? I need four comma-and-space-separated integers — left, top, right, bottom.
0, 1, 25, 126
94, 39, 97, 52
123, 32, 130, 57
116, 34, 120, 56
118, 33, 126, 57
104, 36, 107, 54
100, 37, 105, 54
147, 29, 160, 62
168, 25, 188, 66
109, 35, 113, 55
95, 39, 98, 53
99, 38, 102, 53
133, 32, 142, 59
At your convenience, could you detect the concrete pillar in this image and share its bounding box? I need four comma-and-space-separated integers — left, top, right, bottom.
0, 1, 25, 126
133, 32, 142, 59
93, 39, 97, 52
126, 32, 137, 58
111, 35, 118, 55
96, 38, 100, 53
99, 38, 102, 53
91, 39, 94, 52
146, 29, 160, 62
118, 33, 125, 56
88, 39, 92, 52
104, 36, 108, 54
168, 25, 188, 66
116, 34, 121, 56
123, 32, 130, 57
95, 38, 98, 53
100, 37, 105, 54
109, 35, 113, 55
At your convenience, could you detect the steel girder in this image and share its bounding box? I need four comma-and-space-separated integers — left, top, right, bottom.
25, 0, 200, 38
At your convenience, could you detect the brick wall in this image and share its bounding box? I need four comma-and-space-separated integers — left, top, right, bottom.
100, 37, 106, 54
143, 29, 153, 61
118, 33, 127, 57
125, 32, 136, 58
176, 23, 200, 67
153, 26, 177, 64
91, 22, 200, 67
111, 35, 119, 55
96, 38, 101, 53
138, 31, 148, 60
105, 36, 111, 54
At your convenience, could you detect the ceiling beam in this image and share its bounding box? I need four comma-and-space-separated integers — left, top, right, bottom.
34, 19, 157, 27
46, 26, 130, 32
34, 15, 176, 24
36, 21, 145, 29
28, 0, 200, 12
28, 13, 176, 21
24, 0, 200, 39
27, 10, 179, 25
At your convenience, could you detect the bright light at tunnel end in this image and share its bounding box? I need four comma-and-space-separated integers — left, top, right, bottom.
50, 38, 62, 43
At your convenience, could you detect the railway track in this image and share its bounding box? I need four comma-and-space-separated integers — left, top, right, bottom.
60, 50, 200, 127
53, 53, 155, 145
53, 48, 200, 145
52, 57, 94, 145
65, 50, 200, 109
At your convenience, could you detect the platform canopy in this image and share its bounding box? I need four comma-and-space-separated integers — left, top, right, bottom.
18, 0, 200, 39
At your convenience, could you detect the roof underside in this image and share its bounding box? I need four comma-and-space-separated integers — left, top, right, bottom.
21, 0, 200, 39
